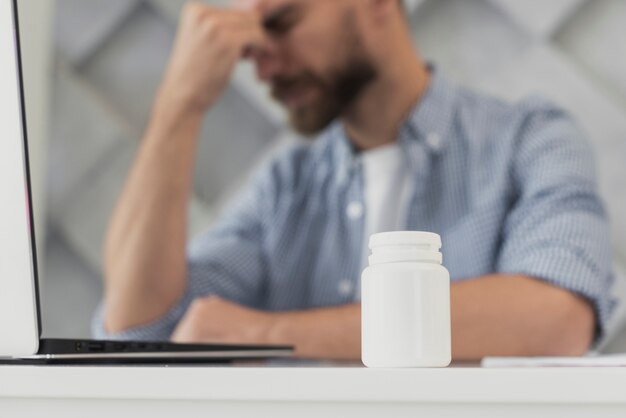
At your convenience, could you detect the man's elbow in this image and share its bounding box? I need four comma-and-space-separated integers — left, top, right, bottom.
535, 291, 596, 356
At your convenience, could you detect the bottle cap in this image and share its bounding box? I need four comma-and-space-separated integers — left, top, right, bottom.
368, 231, 443, 265
369, 231, 441, 251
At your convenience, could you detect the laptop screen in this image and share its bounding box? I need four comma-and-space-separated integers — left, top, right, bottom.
0, 0, 40, 357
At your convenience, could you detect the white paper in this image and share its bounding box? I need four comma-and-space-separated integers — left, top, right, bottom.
481, 353, 626, 368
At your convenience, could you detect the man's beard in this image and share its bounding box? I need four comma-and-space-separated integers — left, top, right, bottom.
270, 25, 378, 136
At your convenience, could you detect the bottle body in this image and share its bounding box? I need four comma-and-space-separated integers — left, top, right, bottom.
361, 261, 451, 368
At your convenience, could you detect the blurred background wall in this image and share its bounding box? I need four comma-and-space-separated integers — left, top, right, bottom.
20, 0, 626, 349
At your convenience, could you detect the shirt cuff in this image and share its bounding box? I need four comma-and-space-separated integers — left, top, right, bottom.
90, 295, 190, 341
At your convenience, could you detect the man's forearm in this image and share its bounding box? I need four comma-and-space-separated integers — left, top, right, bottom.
264, 275, 595, 361
103, 4, 269, 335
450, 275, 594, 360
104, 100, 203, 334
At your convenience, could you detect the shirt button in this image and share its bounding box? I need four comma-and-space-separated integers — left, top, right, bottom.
427, 132, 441, 150
338, 279, 354, 296
346, 201, 364, 219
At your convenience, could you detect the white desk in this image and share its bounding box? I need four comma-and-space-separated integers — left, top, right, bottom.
1, 364, 626, 417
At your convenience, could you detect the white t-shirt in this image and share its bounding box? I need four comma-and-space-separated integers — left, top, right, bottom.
360, 142, 412, 270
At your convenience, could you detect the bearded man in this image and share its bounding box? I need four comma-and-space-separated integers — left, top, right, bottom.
94, 0, 613, 360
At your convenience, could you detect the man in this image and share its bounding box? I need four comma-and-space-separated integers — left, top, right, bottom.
93, 0, 614, 360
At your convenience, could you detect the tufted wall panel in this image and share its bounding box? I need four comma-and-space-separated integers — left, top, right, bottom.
42, 0, 626, 347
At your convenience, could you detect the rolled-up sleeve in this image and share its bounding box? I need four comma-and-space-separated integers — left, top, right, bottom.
496, 103, 615, 338
91, 158, 277, 341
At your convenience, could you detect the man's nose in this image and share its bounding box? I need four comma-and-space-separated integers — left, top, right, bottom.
250, 43, 284, 82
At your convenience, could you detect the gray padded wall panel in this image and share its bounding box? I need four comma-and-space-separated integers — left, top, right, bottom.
44, 0, 626, 344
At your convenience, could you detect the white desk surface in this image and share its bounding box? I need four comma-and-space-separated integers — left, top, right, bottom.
2, 364, 626, 417
0, 363, 625, 403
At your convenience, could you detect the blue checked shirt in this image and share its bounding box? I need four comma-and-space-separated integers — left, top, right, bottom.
93, 69, 614, 341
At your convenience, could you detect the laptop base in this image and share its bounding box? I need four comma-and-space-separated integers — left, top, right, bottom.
0, 338, 293, 365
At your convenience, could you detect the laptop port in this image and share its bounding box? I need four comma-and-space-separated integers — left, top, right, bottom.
112, 342, 128, 351
86, 342, 105, 352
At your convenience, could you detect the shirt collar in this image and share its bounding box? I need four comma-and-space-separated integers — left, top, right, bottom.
400, 66, 456, 156
328, 66, 457, 186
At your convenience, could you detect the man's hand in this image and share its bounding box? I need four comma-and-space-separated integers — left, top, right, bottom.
172, 298, 362, 360
158, 2, 268, 114
171, 296, 276, 345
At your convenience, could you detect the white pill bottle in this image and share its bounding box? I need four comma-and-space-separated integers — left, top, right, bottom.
361, 231, 451, 368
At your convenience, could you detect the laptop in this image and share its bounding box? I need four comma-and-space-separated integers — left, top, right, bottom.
0, 0, 293, 364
